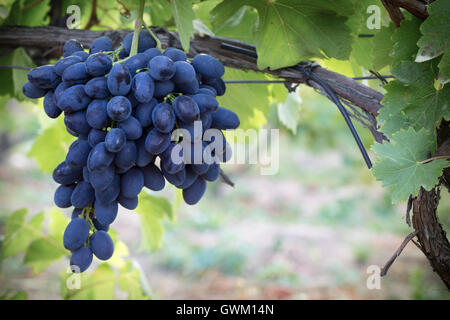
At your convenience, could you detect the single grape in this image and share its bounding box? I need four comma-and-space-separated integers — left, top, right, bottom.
145, 127, 171, 155
172, 61, 196, 84
87, 142, 115, 171
86, 53, 113, 77
90, 231, 114, 260
143, 48, 162, 61
123, 29, 156, 54
64, 110, 91, 136
57, 84, 91, 113
152, 102, 175, 133
89, 36, 113, 54
62, 62, 89, 86
153, 80, 175, 98
84, 77, 110, 99
53, 161, 82, 185
28, 65, 60, 89
201, 162, 220, 182
135, 99, 157, 127
123, 53, 149, 76
107, 96, 132, 121
66, 139, 91, 168
175, 78, 199, 95
148, 55, 175, 81
95, 174, 120, 204
182, 176, 206, 205
105, 128, 127, 153
63, 39, 84, 57
107, 64, 131, 96
191, 94, 219, 114
63, 217, 90, 251
117, 116, 142, 140
211, 107, 240, 130
86, 99, 109, 129
132, 72, 154, 103
117, 194, 138, 210
94, 200, 118, 225
162, 165, 186, 188
114, 140, 137, 169
23, 81, 47, 99
70, 246, 93, 273
192, 54, 225, 80
120, 167, 144, 198
204, 77, 226, 96
161, 143, 185, 174
89, 165, 115, 191
54, 184, 76, 208
163, 47, 187, 62
71, 181, 95, 208
93, 218, 109, 232
54, 82, 69, 101
43, 91, 62, 118
173, 95, 200, 123
141, 163, 165, 191
72, 51, 89, 61
199, 85, 217, 96
55, 56, 83, 76
88, 128, 107, 147
178, 166, 198, 189
135, 136, 154, 167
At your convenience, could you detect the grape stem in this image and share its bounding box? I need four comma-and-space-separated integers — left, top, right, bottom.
142, 21, 162, 51
129, 0, 145, 57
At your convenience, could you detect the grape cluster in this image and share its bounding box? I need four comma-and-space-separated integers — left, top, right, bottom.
22, 29, 240, 272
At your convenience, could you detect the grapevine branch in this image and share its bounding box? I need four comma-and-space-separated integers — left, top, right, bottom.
0, 26, 384, 119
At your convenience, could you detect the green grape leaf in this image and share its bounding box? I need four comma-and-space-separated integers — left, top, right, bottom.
211, 4, 257, 44
371, 23, 395, 71
379, 113, 411, 139
2, 209, 44, 258
212, 0, 353, 70
3, 208, 67, 273
392, 18, 422, 67
217, 68, 270, 130
135, 192, 173, 251
378, 80, 409, 123
277, 92, 301, 134
145, 0, 173, 27
170, 0, 195, 52
403, 84, 450, 133
28, 119, 74, 174
372, 128, 448, 203
416, 0, 450, 84
391, 60, 435, 87
0, 47, 34, 100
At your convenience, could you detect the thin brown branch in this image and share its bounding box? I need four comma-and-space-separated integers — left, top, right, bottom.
22, 0, 44, 11
388, 0, 429, 19
85, 0, 99, 30
381, 0, 404, 27
380, 231, 418, 277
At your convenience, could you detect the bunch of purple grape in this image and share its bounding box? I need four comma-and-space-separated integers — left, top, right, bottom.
22, 29, 240, 272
